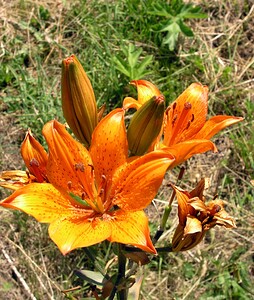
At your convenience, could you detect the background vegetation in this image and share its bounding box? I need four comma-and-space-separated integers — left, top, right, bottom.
0, 0, 253, 299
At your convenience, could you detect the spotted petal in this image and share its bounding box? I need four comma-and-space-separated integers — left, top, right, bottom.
42, 120, 93, 198
163, 139, 217, 168
49, 216, 111, 255
193, 115, 244, 140
0, 183, 88, 223
112, 151, 175, 210
109, 210, 156, 254
90, 108, 128, 185
164, 83, 208, 146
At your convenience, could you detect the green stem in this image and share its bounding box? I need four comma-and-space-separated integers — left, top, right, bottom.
152, 167, 185, 244
108, 244, 127, 300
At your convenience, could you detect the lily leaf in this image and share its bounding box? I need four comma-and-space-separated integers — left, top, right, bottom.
74, 269, 105, 286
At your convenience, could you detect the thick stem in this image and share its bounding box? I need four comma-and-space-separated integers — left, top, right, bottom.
108, 244, 127, 300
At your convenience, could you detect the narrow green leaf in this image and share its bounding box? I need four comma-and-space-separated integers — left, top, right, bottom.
178, 20, 194, 37
113, 56, 131, 77
134, 55, 153, 79
74, 269, 105, 286
128, 45, 143, 68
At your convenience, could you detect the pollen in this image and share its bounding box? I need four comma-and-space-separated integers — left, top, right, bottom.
74, 162, 85, 172
29, 158, 40, 167
184, 102, 192, 110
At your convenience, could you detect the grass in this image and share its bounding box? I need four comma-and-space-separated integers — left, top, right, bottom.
0, 0, 254, 299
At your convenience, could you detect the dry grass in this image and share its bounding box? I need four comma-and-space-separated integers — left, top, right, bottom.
0, 0, 253, 299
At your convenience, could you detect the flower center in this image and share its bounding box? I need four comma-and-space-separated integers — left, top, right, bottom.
165, 101, 195, 145
68, 162, 107, 214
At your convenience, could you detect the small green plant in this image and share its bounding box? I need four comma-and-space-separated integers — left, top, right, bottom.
113, 43, 153, 80
148, 0, 207, 51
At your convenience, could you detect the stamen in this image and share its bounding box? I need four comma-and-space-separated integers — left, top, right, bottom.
168, 101, 193, 145
172, 114, 178, 126
184, 102, 192, 110
67, 181, 72, 189
185, 120, 191, 130
30, 158, 39, 167
75, 163, 85, 172
81, 192, 87, 200
29, 158, 44, 183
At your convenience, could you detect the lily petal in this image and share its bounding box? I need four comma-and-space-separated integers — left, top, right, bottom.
123, 80, 161, 110
184, 216, 202, 236
42, 120, 93, 197
90, 108, 128, 184
133, 80, 161, 105
123, 97, 140, 110
0, 170, 36, 190
193, 115, 244, 140
0, 183, 85, 222
49, 216, 111, 255
109, 210, 156, 254
21, 130, 48, 182
162, 139, 217, 168
172, 185, 193, 226
112, 151, 175, 210
164, 83, 208, 146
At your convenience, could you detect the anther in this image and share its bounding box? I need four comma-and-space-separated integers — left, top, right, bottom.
67, 181, 72, 189
191, 114, 194, 122
75, 162, 85, 172
185, 120, 191, 130
184, 102, 192, 110
172, 114, 178, 126
172, 102, 177, 110
30, 158, 39, 167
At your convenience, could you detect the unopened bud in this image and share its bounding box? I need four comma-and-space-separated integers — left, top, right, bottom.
127, 95, 165, 156
62, 54, 98, 147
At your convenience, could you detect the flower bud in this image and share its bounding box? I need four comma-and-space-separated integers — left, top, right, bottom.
62, 54, 98, 147
21, 130, 48, 183
127, 94, 165, 156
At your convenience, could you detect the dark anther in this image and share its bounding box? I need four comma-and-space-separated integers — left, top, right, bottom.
191, 114, 194, 122
186, 120, 191, 129
75, 163, 85, 172
81, 192, 87, 200
67, 181, 72, 189
29, 158, 39, 167
172, 102, 177, 110
172, 114, 178, 125
88, 164, 94, 171
184, 102, 192, 110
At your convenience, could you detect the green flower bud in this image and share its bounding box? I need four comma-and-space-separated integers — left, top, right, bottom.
127, 95, 165, 156
62, 54, 98, 147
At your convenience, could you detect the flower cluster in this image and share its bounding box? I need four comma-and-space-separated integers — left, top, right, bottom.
0, 54, 243, 255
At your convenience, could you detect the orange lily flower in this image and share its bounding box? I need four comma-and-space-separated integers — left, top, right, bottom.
0, 130, 48, 190
125, 81, 243, 167
0, 109, 175, 255
171, 179, 236, 251
161, 83, 243, 166
123, 80, 161, 110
